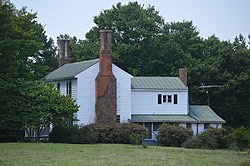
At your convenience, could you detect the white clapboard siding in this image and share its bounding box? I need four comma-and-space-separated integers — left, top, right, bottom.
75, 63, 99, 125
55, 80, 77, 99
113, 64, 132, 122
75, 63, 132, 125
131, 91, 188, 115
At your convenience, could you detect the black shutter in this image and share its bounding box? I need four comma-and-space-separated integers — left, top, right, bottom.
158, 94, 162, 104
174, 94, 178, 104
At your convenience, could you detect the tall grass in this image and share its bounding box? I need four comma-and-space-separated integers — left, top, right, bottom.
0, 143, 249, 166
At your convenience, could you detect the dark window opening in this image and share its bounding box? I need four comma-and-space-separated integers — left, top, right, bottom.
204, 123, 210, 130
67, 81, 72, 97
116, 115, 120, 123
168, 95, 172, 102
186, 123, 192, 129
174, 94, 178, 104
57, 82, 60, 90
163, 95, 167, 102
153, 122, 163, 131
158, 94, 162, 104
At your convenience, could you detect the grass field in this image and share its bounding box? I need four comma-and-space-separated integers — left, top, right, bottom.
0, 143, 249, 166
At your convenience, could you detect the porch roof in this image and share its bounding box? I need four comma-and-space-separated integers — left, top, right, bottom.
131, 114, 197, 123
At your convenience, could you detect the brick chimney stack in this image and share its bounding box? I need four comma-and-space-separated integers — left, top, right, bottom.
58, 39, 70, 67
179, 68, 188, 86
95, 30, 117, 124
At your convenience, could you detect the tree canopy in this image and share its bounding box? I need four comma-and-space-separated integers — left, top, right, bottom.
0, 0, 63, 139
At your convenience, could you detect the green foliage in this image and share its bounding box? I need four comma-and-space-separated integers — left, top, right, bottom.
183, 128, 230, 149
50, 123, 147, 144
182, 137, 200, 149
158, 124, 193, 147
5, 80, 79, 141
239, 159, 250, 166
229, 126, 250, 151
88, 123, 148, 144
129, 133, 141, 145
0, 0, 57, 137
49, 125, 97, 144
199, 128, 229, 149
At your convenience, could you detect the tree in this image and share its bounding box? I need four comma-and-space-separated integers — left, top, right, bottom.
0, 0, 57, 136
5, 80, 78, 141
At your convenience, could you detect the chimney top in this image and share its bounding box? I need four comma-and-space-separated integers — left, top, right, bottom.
58, 39, 70, 67
179, 68, 187, 86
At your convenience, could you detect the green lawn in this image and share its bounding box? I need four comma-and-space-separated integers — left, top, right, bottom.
0, 143, 249, 166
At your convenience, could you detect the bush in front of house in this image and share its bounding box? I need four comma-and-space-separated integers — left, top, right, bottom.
198, 128, 229, 149
49, 125, 96, 144
88, 123, 148, 144
183, 128, 230, 149
229, 126, 250, 151
49, 126, 74, 143
158, 124, 193, 147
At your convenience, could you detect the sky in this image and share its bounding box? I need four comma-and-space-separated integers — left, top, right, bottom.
11, 0, 250, 43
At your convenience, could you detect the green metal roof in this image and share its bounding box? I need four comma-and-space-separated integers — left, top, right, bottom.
131, 114, 197, 123
131, 77, 188, 91
45, 59, 99, 82
131, 105, 226, 124
189, 105, 226, 123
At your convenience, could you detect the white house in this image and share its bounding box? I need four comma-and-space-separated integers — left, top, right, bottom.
45, 30, 225, 140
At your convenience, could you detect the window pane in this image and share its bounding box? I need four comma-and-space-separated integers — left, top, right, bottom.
168, 95, 172, 102
57, 82, 60, 90
163, 95, 167, 102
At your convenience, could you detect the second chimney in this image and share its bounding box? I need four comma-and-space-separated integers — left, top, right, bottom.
58, 39, 70, 67
179, 68, 188, 86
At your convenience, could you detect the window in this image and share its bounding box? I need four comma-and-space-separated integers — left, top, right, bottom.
163, 95, 167, 102
158, 94, 162, 104
168, 95, 172, 103
153, 122, 163, 131
204, 123, 210, 130
57, 82, 60, 90
116, 115, 120, 123
174, 94, 178, 104
159, 94, 172, 104
66, 81, 72, 97
186, 123, 192, 129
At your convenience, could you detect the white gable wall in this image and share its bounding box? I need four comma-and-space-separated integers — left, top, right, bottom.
75, 62, 132, 125
113, 64, 132, 122
76, 63, 99, 125
131, 91, 188, 115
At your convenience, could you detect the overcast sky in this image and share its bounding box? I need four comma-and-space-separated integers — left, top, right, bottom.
11, 0, 250, 42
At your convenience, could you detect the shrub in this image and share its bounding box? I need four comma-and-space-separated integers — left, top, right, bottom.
158, 124, 193, 147
49, 126, 76, 143
182, 128, 230, 150
229, 126, 250, 151
182, 137, 199, 149
198, 128, 229, 149
49, 125, 96, 144
129, 133, 141, 145
196, 131, 218, 149
88, 123, 148, 144
78, 126, 97, 144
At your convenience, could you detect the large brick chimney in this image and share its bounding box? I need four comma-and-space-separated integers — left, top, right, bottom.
179, 68, 188, 86
58, 39, 70, 67
95, 30, 117, 124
